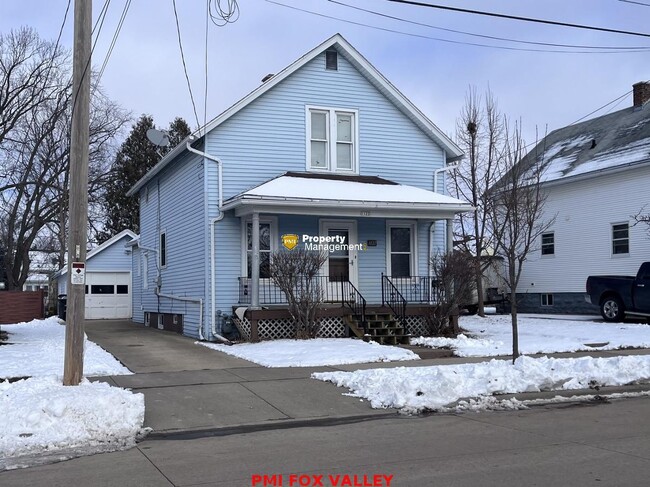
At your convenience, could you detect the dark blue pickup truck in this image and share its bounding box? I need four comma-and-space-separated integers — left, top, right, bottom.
586, 262, 650, 321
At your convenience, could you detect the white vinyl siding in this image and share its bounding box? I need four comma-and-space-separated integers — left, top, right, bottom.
518, 164, 650, 294
306, 106, 358, 173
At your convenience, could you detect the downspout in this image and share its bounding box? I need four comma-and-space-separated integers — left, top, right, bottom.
185, 141, 230, 343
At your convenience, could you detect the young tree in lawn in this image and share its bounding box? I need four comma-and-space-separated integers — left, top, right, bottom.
490, 122, 554, 362
269, 248, 328, 339
449, 87, 505, 317
99, 115, 191, 240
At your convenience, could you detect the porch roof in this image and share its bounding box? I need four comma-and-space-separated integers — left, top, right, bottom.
222, 172, 472, 219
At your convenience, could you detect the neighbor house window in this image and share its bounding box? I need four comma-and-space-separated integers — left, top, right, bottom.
541, 293, 554, 306
612, 223, 629, 255
387, 221, 417, 278
307, 107, 357, 173
541, 232, 555, 256
160, 230, 167, 267
243, 218, 278, 279
143, 253, 149, 290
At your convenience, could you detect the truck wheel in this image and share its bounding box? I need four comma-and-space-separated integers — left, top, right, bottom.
601, 296, 625, 322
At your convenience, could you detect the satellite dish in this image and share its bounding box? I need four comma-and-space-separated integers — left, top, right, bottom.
146, 129, 170, 147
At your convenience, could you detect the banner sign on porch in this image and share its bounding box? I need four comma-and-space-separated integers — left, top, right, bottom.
71, 262, 86, 285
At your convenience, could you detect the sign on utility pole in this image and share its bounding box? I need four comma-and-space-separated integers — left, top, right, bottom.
63, 0, 91, 386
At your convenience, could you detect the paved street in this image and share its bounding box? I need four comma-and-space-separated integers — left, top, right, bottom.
1, 395, 649, 487
3, 320, 650, 486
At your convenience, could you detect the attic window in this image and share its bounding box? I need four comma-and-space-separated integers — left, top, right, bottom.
325, 49, 338, 70
590, 139, 597, 149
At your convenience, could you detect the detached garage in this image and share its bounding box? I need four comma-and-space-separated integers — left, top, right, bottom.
55, 230, 137, 320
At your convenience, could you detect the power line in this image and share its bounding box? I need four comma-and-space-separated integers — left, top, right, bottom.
387, 0, 650, 39
204, 0, 210, 137
266, 0, 650, 54
619, 0, 650, 6
208, 0, 240, 26
328, 0, 650, 51
172, 0, 201, 130
96, 0, 133, 86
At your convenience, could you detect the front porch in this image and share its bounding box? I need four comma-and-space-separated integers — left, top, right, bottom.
219, 172, 472, 343
236, 274, 440, 344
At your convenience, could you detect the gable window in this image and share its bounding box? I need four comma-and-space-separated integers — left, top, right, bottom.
387, 221, 417, 278
243, 218, 278, 279
541, 232, 554, 256
307, 106, 358, 173
325, 49, 338, 70
159, 230, 167, 268
612, 223, 629, 255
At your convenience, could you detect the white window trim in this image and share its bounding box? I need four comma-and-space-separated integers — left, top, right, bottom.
386, 220, 418, 277
305, 105, 359, 174
159, 229, 167, 269
541, 293, 554, 307
240, 216, 279, 278
541, 231, 555, 258
611, 221, 630, 258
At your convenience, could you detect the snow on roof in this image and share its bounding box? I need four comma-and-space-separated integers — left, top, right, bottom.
522, 104, 650, 184
228, 173, 469, 206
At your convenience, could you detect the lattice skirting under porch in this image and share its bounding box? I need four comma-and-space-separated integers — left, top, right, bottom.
233, 316, 346, 341
405, 315, 431, 337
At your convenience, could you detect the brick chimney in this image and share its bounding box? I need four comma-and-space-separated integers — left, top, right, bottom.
633, 81, 650, 108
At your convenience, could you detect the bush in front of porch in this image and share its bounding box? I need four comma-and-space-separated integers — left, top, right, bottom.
269, 248, 328, 339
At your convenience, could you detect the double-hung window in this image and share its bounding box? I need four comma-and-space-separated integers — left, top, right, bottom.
541, 232, 554, 256
612, 222, 629, 255
243, 218, 277, 279
387, 221, 417, 278
307, 107, 357, 173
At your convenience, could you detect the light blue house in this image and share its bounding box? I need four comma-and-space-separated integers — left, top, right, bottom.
127, 34, 470, 342
55, 229, 137, 319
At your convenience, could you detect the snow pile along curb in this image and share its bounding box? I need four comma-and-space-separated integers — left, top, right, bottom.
312, 355, 650, 413
0, 377, 145, 470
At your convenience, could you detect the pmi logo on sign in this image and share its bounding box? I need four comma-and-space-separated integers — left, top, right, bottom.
281, 234, 299, 251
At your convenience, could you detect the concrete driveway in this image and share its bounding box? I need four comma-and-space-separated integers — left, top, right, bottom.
85, 320, 395, 435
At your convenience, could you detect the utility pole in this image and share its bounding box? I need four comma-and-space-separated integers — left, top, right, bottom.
63, 0, 92, 386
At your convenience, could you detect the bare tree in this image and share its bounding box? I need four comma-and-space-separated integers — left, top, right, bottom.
0, 28, 128, 290
490, 122, 554, 361
450, 87, 505, 317
269, 249, 328, 339
426, 250, 476, 337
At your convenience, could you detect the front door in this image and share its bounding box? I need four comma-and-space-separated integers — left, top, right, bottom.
320, 220, 358, 299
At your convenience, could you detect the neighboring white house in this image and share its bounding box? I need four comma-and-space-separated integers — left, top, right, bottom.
54, 229, 137, 319
515, 81, 650, 313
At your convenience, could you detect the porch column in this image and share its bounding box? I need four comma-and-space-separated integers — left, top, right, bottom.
251, 211, 261, 310
446, 218, 454, 254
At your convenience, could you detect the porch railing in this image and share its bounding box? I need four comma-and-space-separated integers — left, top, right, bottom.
238, 276, 363, 306
341, 280, 368, 334
381, 273, 407, 327
383, 275, 438, 304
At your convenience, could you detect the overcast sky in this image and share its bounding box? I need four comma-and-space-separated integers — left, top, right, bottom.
2, 0, 649, 145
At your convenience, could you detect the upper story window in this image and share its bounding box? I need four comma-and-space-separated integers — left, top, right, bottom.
307, 106, 358, 173
160, 230, 167, 268
612, 222, 629, 255
541, 232, 554, 256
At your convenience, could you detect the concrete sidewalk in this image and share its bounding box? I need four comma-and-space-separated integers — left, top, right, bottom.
87, 320, 650, 437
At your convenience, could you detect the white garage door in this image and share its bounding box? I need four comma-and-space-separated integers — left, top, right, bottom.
84, 272, 131, 319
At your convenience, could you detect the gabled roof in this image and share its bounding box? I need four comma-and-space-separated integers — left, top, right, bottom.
127, 33, 462, 197
518, 103, 650, 185
54, 229, 137, 277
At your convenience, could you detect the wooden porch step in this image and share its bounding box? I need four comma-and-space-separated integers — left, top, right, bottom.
344, 313, 411, 346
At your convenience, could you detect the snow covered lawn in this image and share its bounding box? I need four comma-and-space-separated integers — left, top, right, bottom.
313, 354, 650, 413
198, 338, 419, 367
0, 318, 144, 469
0, 317, 132, 379
411, 314, 650, 357
0, 376, 145, 470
